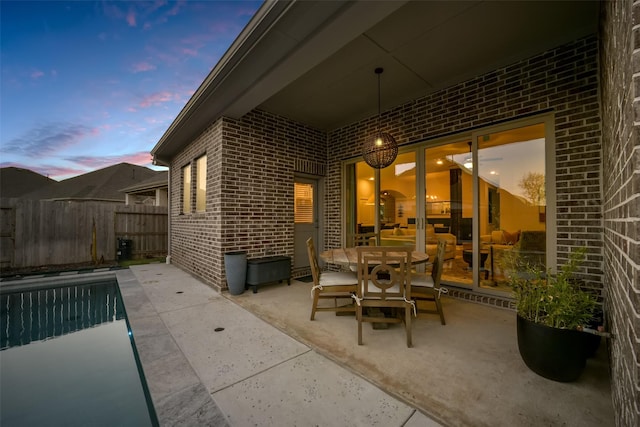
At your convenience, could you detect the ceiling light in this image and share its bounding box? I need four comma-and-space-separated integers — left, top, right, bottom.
463, 141, 473, 169
362, 68, 398, 169
436, 159, 443, 165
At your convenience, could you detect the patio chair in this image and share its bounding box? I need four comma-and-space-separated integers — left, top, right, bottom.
411, 239, 447, 325
307, 238, 358, 320
354, 246, 414, 347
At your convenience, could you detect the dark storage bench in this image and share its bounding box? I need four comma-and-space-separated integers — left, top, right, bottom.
245, 256, 291, 293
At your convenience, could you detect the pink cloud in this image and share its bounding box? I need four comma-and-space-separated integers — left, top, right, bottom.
181, 48, 197, 57
41, 165, 88, 181
0, 162, 87, 181
166, 0, 185, 17
68, 151, 155, 170
101, 2, 126, 21
126, 9, 137, 26
31, 70, 44, 79
139, 91, 177, 108
131, 61, 156, 73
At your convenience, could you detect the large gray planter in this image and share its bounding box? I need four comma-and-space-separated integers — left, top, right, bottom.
224, 251, 247, 295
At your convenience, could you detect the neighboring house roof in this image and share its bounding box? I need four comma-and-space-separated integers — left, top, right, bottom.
120, 170, 168, 194
22, 163, 160, 202
151, 0, 598, 164
0, 167, 57, 198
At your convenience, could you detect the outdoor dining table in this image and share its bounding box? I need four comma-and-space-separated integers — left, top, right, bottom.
319, 247, 430, 327
319, 247, 430, 269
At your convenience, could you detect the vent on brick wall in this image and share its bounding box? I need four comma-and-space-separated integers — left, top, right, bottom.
295, 158, 326, 176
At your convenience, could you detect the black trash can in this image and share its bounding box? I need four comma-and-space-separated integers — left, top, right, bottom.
117, 238, 132, 261
224, 251, 247, 295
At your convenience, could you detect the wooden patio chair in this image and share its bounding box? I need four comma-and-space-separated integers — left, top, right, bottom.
354, 246, 414, 347
307, 238, 358, 320
411, 239, 447, 325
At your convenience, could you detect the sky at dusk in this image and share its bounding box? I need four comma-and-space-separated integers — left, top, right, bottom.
1, 0, 262, 180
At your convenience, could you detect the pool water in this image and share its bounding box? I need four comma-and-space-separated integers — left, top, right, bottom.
0, 277, 158, 427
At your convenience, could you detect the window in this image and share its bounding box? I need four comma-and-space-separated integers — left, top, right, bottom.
182, 164, 191, 214
196, 155, 207, 212
294, 183, 313, 223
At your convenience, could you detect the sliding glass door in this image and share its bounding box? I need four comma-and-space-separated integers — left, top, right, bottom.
346, 117, 551, 295
474, 123, 548, 293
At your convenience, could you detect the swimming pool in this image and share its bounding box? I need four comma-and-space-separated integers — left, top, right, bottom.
0, 274, 158, 427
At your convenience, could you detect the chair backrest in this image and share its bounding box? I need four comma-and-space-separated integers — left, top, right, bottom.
356, 246, 411, 301
306, 238, 321, 286
431, 239, 446, 288
349, 232, 378, 247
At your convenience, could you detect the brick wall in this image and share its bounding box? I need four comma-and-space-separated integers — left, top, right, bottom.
170, 112, 325, 290
600, 1, 640, 425
326, 36, 603, 292
170, 120, 223, 289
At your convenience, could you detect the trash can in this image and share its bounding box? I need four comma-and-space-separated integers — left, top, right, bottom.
224, 251, 247, 295
117, 238, 132, 261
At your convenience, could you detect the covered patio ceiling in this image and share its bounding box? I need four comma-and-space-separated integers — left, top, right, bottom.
152, 0, 599, 163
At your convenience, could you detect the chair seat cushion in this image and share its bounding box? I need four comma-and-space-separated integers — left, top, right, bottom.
364, 281, 401, 293
410, 274, 435, 288
319, 271, 358, 286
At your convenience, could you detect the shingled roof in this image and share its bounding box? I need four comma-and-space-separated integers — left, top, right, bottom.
119, 170, 168, 194
21, 163, 160, 202
0, 167, 57, 198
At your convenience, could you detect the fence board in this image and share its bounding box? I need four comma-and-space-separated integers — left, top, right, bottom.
0, 198, 167, 271
0, 205, 15, 267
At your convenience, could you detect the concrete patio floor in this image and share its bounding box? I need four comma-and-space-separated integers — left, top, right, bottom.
121, 263, 614, 426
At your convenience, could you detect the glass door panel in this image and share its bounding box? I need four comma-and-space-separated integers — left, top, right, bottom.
475, 123, 546, 293
350, 161, 377, 246
379, 151, 417, 250
425, 141, 474, 288
349, 152, 418, 250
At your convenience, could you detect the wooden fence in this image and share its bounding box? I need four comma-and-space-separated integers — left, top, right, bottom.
0, 198, 167, 271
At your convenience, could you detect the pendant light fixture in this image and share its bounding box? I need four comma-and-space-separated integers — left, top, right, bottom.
362, 67, 398, 169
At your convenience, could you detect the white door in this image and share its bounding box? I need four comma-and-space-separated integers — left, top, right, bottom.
293, 178, 319, 270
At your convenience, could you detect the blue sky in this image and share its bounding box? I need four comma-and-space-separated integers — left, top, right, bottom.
1, 0, 262, 180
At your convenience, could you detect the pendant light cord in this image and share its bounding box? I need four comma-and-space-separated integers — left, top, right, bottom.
377, 71, 381, 132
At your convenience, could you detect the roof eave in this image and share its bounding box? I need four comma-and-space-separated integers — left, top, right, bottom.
151, 0, 293, 162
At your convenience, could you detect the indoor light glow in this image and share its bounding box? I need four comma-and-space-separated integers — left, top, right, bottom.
395, 162, 416, 176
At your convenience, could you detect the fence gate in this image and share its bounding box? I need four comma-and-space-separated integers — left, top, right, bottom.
114, 211, 168, 260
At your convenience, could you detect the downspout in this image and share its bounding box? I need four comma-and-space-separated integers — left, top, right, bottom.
154, 154, 171, 264
165, 166, 171, 264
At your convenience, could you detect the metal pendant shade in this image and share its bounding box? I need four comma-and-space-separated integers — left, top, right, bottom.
362, 68, 398, 169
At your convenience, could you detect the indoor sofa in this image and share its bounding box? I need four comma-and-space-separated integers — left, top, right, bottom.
373, 226, 456, 260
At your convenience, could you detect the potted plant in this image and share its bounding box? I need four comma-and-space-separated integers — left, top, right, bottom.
506, 246, 600, 382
